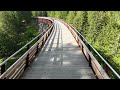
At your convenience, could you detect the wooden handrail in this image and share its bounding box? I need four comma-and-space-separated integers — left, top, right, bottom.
60, 19, 120, 79
0, 17, 54, 79
0, 24, 53, 67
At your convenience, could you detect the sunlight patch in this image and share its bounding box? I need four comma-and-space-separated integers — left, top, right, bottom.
50, 57, 60, 62
63, 61, 71, 65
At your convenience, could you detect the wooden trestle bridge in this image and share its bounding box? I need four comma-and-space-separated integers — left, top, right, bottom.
0, 17, 120, 79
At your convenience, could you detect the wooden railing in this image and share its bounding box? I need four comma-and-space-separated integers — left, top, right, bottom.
1, 17, 119, 79
0, 18, 54, 79
61, 20, 120, 79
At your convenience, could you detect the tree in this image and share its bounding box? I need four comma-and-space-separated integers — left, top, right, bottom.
32, 11, 48, 17
0, 11, 37, 58
47, 11, 55, 18
66, 11, 76, 24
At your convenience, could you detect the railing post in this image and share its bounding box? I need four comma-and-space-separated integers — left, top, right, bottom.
105, 65, 110, 76
89, 55, 92, 67
42, 38, 44, 47
80, 35, 83, 42
26, 44, 30, 68
78, 39, 80, 47
35, 36, 40, 55
88, 44, 91, 67
37, 36, 40, 41
45, 33, 48, 41
27, 44, 30, 51
49, 31, 50, 35
36, 43, 39, 55
81, 45, 84, 53
26, 53, 29, 68
1, 64, 5, 74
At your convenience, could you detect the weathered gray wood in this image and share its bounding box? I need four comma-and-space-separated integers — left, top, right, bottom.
21, 20, 96, 79
89, 52, 110, 79
0, 18, 54, 79
63, 20, 110, 79
12, 64, 26, 79
9, 61, 26, 79
0, 53, 27, 79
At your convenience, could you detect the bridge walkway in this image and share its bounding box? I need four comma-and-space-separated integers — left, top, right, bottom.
21, 20, 95, 79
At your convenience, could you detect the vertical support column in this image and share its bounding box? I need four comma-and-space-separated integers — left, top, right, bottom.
26, 44, 30, 68
27, 44, 30, 51
88, 44, 91, 67
42, 37, 44, 47
36, 36, 40, 55
26, 54, 29, 68
1, 64, 5, 74
78, 34, 82, 48
78, 39, 80, 47
36, 43, 39, 55
88, 53, 91, 67
38, 36, 40, 41
105, 65, 110, 76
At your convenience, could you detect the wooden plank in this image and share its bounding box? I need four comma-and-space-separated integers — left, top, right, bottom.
0, 53, 27, 79
14, 67, 25, 79
9, 62, 25, 79
83, 48, 89, 61
61, 20, 110, 79
9, 61, 26, 79
29, 47, 37, 57
12, 64, 26, 79
1, 59, 26, 79
0, 17, 54, 79
78, 38, 83, 48
70, 28, 109, 79
21, 19, 96, 79
38, 42, 42, 48
29, 49, 37, 62
89, 52, 110, 79
91, 61, 103, 79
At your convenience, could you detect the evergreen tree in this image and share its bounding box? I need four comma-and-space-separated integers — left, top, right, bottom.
0, 11, 36, 58
66, 11, 76, 24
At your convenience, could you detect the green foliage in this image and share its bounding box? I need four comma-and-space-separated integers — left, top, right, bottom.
23, 25, 39, 42
47, 11, 120, 75
73, 11, 120, 73
66, 11, 76, 24
60, 11, 69, 20
47, 11, 55, 18
47, 11, 69, 20
0, 11, 38, 58
54, 11, 62, 18
32, 11, 47, 17
0, 58, 4, 63
0, 11, 120, 76
73, 11, 82, 31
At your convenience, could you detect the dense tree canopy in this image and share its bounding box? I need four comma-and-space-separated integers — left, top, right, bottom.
32, 11, 47, 17
0, 11, 32, 57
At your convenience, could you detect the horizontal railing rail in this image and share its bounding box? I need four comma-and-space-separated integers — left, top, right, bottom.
61, 19, 120, 79
0, 24, 53, 67
0, 18, 54, 79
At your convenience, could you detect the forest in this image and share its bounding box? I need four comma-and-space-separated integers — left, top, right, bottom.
0, 11, 120, 74
0, 11, 47, 63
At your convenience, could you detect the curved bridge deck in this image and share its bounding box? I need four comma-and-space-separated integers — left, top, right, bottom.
21, 20, 95, 79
